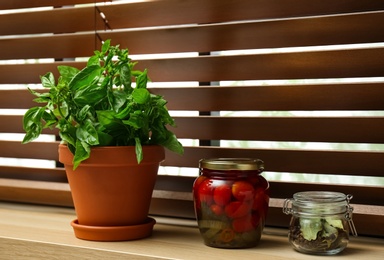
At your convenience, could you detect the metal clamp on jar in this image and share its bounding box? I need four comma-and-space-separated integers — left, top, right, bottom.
283, 191, 357, 255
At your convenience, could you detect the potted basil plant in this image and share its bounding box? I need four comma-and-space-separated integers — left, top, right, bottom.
22, 39, 184, 241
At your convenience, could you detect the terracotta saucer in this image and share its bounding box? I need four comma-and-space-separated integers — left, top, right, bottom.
70, 217, 156, 241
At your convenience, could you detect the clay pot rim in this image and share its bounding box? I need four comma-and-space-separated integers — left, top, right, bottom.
59, 143, 165, 166
58, 142, 164, 150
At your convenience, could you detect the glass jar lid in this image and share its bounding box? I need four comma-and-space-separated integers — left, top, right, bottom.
289, 191, 349, 215
199, 158, 264, 171
293, 191, 347, 205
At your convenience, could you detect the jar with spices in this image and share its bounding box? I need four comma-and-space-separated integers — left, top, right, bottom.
193, 158, 269, 248
283, 191, 358, 255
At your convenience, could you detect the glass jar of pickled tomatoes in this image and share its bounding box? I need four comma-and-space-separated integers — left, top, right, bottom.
193, 158, 269, 248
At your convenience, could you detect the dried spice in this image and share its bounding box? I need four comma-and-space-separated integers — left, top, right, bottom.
290, 217, 349, 252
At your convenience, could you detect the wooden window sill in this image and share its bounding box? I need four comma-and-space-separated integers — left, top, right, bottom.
0, 202, 383, 259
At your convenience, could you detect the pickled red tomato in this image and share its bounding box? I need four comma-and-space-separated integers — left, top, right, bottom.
193, 176, 207, 210
225, 201, 252, 219
252, 188, 268, 210
232, 180, 255, 201
213, 184, 232, 206
198, 178, 215, 205
193, 176, 206, 195
210, 204, 224, 216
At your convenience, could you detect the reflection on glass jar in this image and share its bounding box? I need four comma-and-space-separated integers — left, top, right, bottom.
193, 158, 269, 248
283, 191, 358, 255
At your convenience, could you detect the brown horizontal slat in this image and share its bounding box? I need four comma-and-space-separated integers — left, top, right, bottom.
0, 34, 95, 60
3, 11, 384, 60
163, 147, 384, 177
0, 6, 98, 36
0, 141, 59, 161
0, 115, 24, 133
151, 83, 384, 111
270, 181, 384, 206
0, 178, 73, 207
4, 83, 384, 111
0, 115, 59, 135
2, 47, 384, 84
0, 61, 83, 84
0, 0, 102, 10
3, 0, 384, 36
136, 47, 384, 82
99, 0, 384, 31
171, 116, 384, 143
1, 90, 42, 110
0, 166, 66, 183
346, 210, 384, 237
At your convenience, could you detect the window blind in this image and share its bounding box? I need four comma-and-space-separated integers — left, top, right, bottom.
0, 0, 383, 237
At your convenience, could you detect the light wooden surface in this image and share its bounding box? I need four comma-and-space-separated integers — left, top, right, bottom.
0, 202, 383, 259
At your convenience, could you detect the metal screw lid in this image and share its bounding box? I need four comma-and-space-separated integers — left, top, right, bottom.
199, 158, 264, 171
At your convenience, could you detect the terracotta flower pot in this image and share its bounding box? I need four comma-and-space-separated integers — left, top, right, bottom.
59, 144, 165, 241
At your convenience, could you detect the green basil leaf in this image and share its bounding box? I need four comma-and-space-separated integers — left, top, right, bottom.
101, 39, 111, 53
96, 110, 115, 126
55, 100, 69, 118
40, 72, 55, 88
76, 119, 99, 146
153, 95, 168, 107
69, 65, 102, 91
122, 112, 143, 129
115, 103, 132, 119
105, 51, 114, 67
57, 119, 76, 146
59, 132, 75, 147
96, 110, 123, 132
132, 88, 150, 104
73, 84, 107, 106
150, 120, 181, 150
120, 63, 132, 89
87, 55, 100, 67
42, 111, 57, 128
97, 131, 114, 146
32, 96, 50, 104
22, 107, 45, 143
112, 90, 128, 112
136, 69, 148, 89
163, 132, 184, 154
134, 137, 143, 164
77, 105, 92, 122
57, 66, 79, 84
73, 140, 91, 170
28, 88, 51, 104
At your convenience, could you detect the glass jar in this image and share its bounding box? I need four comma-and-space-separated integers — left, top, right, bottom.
283, 191, 358, 255
193, 158, 269, 248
